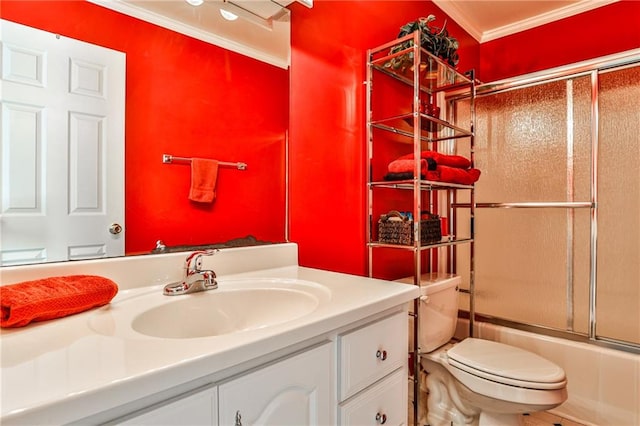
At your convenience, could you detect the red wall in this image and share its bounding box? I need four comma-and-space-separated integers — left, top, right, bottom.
288, 1, 480, 275
288, 0, 640, 277
8, 1, 633, 274
479, 1, 640, 82
1, 0, 289, 255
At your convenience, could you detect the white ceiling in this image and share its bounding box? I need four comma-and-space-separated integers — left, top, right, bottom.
432, 0, 619, 42
89, 0, 621, 68
89, 0, 294, 68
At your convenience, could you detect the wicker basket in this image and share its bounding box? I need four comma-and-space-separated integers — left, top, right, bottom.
378, 210, 441, 245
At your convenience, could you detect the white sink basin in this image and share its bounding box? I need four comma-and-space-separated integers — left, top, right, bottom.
89, 278, 331, 339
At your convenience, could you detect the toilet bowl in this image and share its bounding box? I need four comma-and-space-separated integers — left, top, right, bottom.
399, 274, 568, 426
422, 338, 568, 425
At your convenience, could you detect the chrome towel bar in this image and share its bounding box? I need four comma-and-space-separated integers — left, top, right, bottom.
162, 154, 247, 170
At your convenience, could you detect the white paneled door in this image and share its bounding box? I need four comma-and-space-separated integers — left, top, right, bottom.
0, 19, 125, 265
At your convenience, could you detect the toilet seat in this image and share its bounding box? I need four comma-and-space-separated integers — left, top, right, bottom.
446, 338, 567, 390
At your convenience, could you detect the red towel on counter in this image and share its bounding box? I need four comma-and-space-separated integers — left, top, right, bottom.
0, 275, 118, 328
398, 150, 471, 169
189, 158, 219, 203
426, 165, 481, 185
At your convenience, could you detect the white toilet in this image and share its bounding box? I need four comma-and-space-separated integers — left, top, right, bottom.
403, 274, 568, 426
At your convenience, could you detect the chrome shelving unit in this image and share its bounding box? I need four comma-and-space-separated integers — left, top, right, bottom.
365, 31, 476, 426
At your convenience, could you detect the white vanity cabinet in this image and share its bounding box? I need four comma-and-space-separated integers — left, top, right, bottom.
218, 342, 334, 425
114, 311, 408, 426
117, 342, 332, 426
338, 311, 408, 425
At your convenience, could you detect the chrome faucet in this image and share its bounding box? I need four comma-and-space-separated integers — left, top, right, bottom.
163, 249, 219, 296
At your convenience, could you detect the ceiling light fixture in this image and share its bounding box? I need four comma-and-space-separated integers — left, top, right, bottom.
220, 8, 238, 21
185, 0, 204, 6
221, 0, 273, 31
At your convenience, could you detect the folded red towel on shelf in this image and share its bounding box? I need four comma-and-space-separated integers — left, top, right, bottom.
387, 158, 429, 176
189, 158, 219, 203
0, 275, 119, 328
398, 150, 471, 169
385, 149, 479, 185
426, 165, 481, 185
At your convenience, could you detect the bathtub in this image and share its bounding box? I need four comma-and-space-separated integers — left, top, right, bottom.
455, 320, 640, 426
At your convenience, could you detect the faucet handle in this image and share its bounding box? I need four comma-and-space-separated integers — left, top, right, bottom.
200, 269, 218, 290
185, 249, 218, 274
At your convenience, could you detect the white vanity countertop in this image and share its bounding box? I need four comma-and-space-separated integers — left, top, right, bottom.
0, 244, 419, 425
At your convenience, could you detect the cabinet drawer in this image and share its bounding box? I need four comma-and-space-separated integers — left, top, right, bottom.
339, 311, 407, 400
339, 367, 407, 425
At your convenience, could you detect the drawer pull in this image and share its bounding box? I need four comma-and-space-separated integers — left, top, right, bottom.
375, 412, 387, 424
376, 349, 388, 361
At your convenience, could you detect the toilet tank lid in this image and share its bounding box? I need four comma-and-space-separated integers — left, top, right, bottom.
395, 273, 461, 295
447, 338, 566, 384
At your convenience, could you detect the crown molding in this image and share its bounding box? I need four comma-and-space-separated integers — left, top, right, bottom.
482, 0, 619, 42
432, 0, 483, 42
434, 0, 619, 44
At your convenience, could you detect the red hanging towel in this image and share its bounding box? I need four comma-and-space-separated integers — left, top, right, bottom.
189, 158, 219, 203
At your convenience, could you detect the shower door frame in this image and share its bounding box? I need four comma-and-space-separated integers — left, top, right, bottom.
458, 48, 640, 354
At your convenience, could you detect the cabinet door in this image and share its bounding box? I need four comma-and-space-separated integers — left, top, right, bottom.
118, 387, 217, 425
218, 342, 333, 426
339, 368, 407, 426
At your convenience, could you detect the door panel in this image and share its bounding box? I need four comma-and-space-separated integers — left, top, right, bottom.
0, 19, 125, 265
218, 342, 333, 425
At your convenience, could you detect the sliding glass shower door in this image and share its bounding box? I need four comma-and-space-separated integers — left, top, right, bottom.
457, 56, 640, 351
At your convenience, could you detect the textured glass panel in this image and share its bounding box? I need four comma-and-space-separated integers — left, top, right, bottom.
459, 76, 592, 334
456, 209, 591, 333
474, 80, 590, 203
453, 204, 471, 312
572, 208, 592, 334
472, 208, 591, 329
596, 66, 640, 345
568, 76, 592, 335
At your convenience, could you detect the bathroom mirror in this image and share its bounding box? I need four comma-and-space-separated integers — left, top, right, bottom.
0, 0, 290, 266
